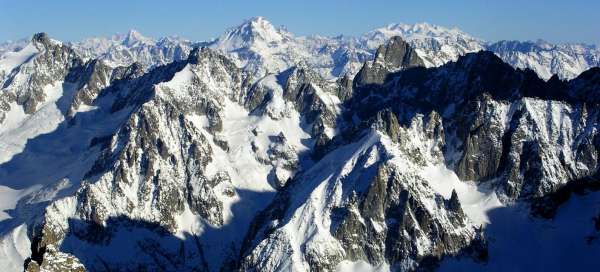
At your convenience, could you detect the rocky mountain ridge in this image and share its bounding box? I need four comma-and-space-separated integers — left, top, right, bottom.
6, 17, 593, 81
0, 19, 599, 272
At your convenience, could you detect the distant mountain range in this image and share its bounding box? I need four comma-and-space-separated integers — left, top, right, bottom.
4, 17, 597, 81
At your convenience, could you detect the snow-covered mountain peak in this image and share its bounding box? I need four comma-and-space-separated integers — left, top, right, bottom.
69, 28, 192, 69
216, 16, 291, 50
120, 29, 154, 46
31, 32, 62, 49
243, 16, 282, 35
21, 18, 595, 81
244, 16, 272, 26
360, 22, 485, 68
365, 22, 481, 44
391, 22, 466, 37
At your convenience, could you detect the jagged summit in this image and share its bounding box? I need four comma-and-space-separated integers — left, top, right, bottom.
241, 16, 281, 33
31, 32, 50, 43
354, 36, 424, 86
121, 29, 154, 46
216, 16, 290, 50
243, 16, 272, 26
30, 32, 60, 49
373, 36, 424, 69
186, 45, 234, 67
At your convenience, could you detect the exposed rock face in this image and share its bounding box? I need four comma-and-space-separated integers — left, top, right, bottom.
332, 165, 475, 269
373, 36, 424, 71
371, 109, 401, 142
354, 36, 424, 86
280, 67, 341, 135
335, 73, 353, 102
25, 47, 251, 270
242, 65, 344, 162
350, 49, 600, 201
25, 245, 85, 272
240, 109, 480, 271
0, 33, 81, 116
265, 132, 300, 188
66, 59, 121, 116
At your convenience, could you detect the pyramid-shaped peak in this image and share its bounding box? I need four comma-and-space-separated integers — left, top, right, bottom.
245, 16, 271, 25
237, 16, 285, 38
216, 17, 290, 50
373, 36, 424, 69
122, 29, 153, 46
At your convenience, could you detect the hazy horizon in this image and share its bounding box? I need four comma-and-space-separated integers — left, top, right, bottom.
1, 0, 599, 46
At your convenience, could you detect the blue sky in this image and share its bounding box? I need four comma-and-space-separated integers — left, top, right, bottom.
1, 0, 599, 45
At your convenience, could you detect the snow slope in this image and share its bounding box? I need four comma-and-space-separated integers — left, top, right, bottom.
421, 164, 503, 225
0, 43, 39, 78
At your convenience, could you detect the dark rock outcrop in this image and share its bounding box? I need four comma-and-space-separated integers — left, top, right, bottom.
354, 36, 424, 86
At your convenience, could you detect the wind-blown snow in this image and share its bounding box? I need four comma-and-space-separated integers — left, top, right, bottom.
421, 164, 503, 225
0, 224, 32, 272
336, 260, 390, 272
